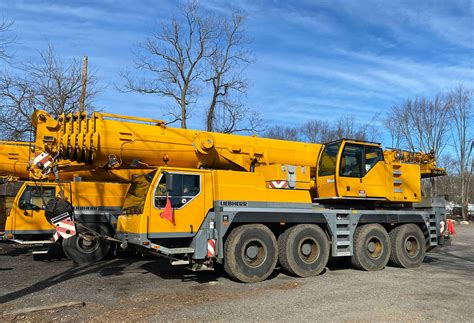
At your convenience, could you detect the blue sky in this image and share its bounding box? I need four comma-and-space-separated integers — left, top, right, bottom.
0, 0, 473, 145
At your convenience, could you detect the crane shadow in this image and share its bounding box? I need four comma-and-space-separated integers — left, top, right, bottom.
0, 255, 226, 305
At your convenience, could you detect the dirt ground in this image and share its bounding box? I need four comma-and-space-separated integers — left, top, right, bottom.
1, 224, 473, 322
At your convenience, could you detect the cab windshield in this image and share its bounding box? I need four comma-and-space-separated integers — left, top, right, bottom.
318, 142, 341, 177
122, 170, 157, 214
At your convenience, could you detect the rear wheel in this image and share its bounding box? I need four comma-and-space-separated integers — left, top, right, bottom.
62, 223, 112, 264
278, 224, 329, 277
351, 224, 390, 271
224, 224, 278, 283
47, 242, 66, 258
389, 224, 426, 268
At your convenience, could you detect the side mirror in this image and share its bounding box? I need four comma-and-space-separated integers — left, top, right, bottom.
165, 173, 174, 193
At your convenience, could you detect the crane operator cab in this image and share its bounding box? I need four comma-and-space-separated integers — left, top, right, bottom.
316, 139, 421, 204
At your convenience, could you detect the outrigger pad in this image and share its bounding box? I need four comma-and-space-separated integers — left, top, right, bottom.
45, 197, 75, 224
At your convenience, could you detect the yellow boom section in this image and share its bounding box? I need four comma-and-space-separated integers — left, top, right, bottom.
0, 140, 153, 182
32, 110, 322, 172
0, 141, 32, 180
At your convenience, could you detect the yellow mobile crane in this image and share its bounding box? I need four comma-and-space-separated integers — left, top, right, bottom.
32, 109, 448, 282
0, 140, 72, 235
0, 140, 151, 263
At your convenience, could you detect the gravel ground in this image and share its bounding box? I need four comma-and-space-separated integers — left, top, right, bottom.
0, 224, 473, 322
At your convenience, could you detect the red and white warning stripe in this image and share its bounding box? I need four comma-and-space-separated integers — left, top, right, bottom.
53, 231, 61, 242
207, 239, 216, 258
32, 152, 53, 172
268, 180, 288, 189
53, 216, 77, 240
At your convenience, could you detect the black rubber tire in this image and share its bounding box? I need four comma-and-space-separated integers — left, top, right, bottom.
32, 243, 66, 261
351, 224, 390, 271
278, 224, 329, 277
224, 224, 278, 283
62, 223, 112, 264
47, 242, 66, 259
388, 224, 426, 268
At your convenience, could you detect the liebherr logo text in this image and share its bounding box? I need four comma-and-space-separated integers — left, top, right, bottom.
219, 201, 248, 207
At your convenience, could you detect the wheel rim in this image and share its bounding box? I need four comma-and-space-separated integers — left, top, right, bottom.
404, 235, 420, 258
366, 236, 383, 259
298, 237, 320, 264
241, 239, 267, 268
76, 233, 100, 254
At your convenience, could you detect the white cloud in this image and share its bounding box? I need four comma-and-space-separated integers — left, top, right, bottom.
331, 0, 473, 48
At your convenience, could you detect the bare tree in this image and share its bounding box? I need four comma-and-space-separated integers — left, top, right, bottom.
0, 19, 14, 63
384, 111, 403, 148
0, 72, 35, 140
0, 46, 99, 141
334, 116, 379, 141
205, 11, 254, 133
436, 154, 460, 201
211, 101, 262, 134
123, 2, 216, 128
300, 115, 380, 144
264, 125, 300, 141
24, 45, 98, 116
386, 95, 450, 157
447, 85, 473, 220
387, 102, 413, 150
300, 119, 333, 143
386, 94, 451, 196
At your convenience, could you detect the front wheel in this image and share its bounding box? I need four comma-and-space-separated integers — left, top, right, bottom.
62, 223, 112, 264
224, 224, 278, 283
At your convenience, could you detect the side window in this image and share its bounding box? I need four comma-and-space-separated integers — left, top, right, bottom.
318, 142, 341, 176
154, 173, 200, 209
19, 186, 55, 210
364, 147, 383, 173
340, 144, 364, 178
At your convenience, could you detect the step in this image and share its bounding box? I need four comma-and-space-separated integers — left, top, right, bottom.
167, 247, 194, 254
171, 260, 190, 266
150, 243, 194, 255
336, 230, 350, 235
337, 220, 350, 225
13, 239, 53, 245
336, 241, 350, 246
188, 263, 214, 271
32, 250, 49, 255
335, 251, 351, 257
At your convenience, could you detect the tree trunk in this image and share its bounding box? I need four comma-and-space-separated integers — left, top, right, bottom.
206, 105, 215, 132
430, 177, 437, 197
461, 172, 469, 221
180, 94, 187, 129
207, 92, 218, 132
